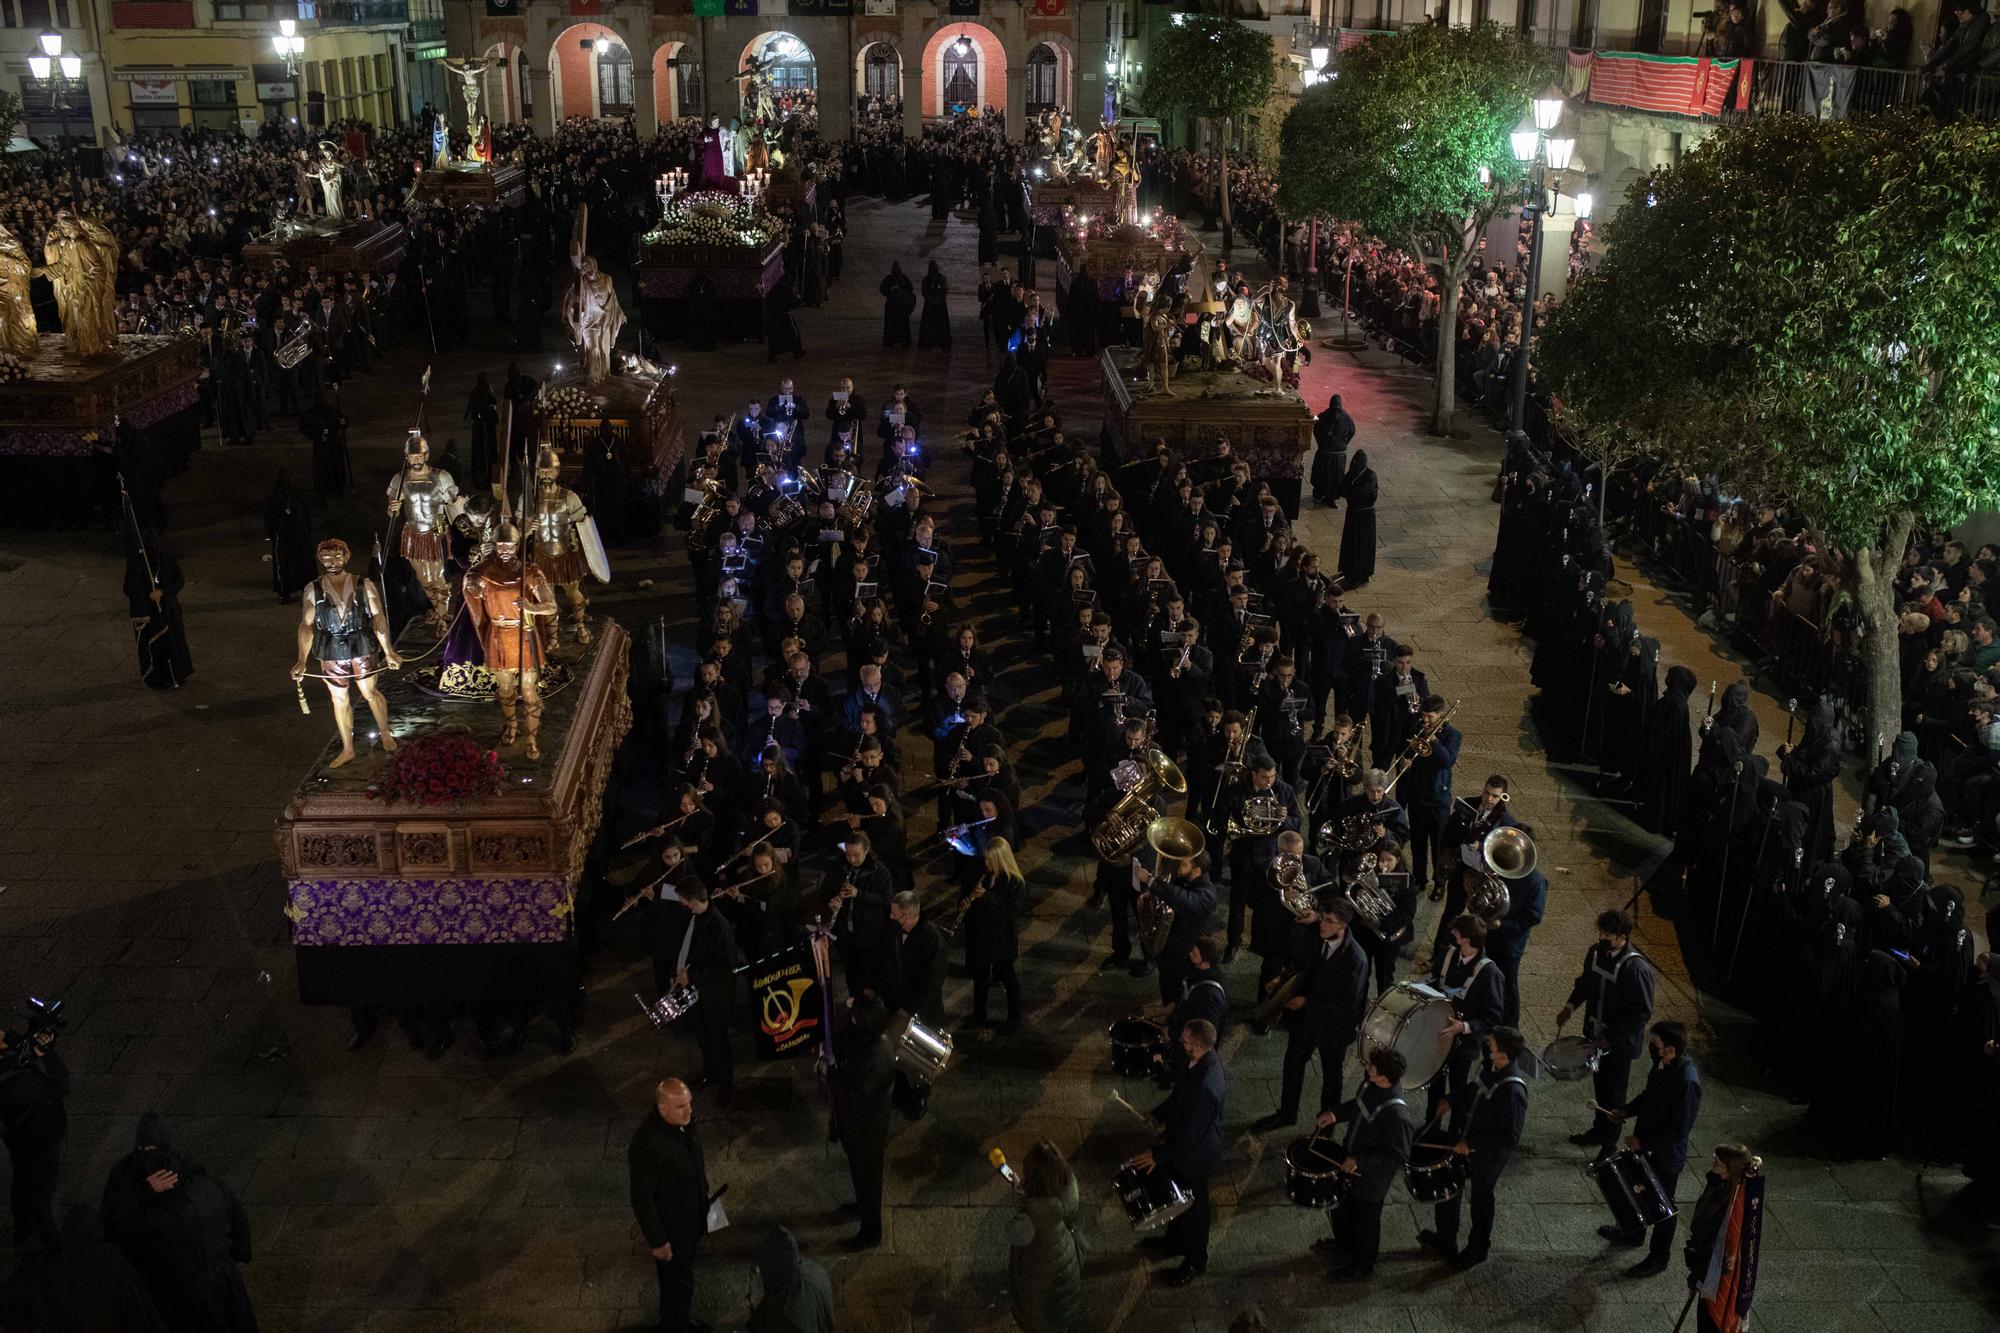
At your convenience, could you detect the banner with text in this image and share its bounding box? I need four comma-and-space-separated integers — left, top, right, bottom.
751, 942, 823, 1060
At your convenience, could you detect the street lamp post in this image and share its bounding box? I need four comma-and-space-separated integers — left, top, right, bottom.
274, 19, 307, 126
1506, 84, 1577, 441
1298, 42, 1330, 319
27, 28, 83, 117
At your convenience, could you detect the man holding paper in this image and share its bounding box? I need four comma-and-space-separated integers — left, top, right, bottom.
629, 1078, 715, 1332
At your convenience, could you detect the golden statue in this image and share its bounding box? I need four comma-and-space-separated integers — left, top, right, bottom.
564, 205, 625, 384
42, 210, 119, 360
0, 224, 39, 360
290, 539, 403, 770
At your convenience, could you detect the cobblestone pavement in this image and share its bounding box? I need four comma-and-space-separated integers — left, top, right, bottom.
0, 196, 1993, 1332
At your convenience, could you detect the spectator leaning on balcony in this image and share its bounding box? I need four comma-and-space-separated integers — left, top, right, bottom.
1708, 2, 1758, 57
1776, 0, 1827, 61
1923, 0, 1994, 106
1809, 0, 1862, 59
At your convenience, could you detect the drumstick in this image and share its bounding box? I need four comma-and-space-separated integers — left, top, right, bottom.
1110, 1089, 1158, 1128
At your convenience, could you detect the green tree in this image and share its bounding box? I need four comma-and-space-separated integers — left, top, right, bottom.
1539, 112, 2000, 754
0, 90, 21, 149
1278, 23, 1552, 436
1141, 15, 1276, 254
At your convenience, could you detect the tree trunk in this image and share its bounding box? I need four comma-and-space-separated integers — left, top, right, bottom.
1853, 513, 1914, 768
1428, 220, 1479, 437
1216, 116, 1233, 255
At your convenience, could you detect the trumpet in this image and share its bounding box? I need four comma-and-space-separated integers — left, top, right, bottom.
1170, 639, 1192, 679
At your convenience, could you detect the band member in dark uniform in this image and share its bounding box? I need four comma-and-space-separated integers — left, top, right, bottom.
1557, 909, 1656, 1152
1133, 1019, 1225, 1287
1401, 695, 1460, 892
1599, 1020, 1703, 1276
823, 832, 896, 1000
884, 891, 947, 1024
1428, 913, 1507, 1120
1420, 1026, 1529, 1265
1164, 936, 1229, 1079
1136, 848, 1220, 1007
1314, 1046, 1414, 1280
643, 879, 742, 1106
831, 996, 896, 1252
1221, 756, 1297, 961
1255, 895, 1370, 1131
627, 1078, 709, 1332
1432, 774, 1517, 969
1334, 770, 1412, 858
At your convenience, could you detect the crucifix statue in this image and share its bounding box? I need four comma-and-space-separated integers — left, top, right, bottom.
442, 55, 505, 166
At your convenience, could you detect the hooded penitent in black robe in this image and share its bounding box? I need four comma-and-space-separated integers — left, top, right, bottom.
1310, 395, 1355, 504
102, 1113, 258, 1333
918, 264, 952, 350
1781, 699, 1841, 866
1336, 452, 1378, 588
1809, 950, 1905, 1159
1066, 268, 1100, 357
1639, 665, 1697, 837
0, 1204, 168, 1333
1713, 680, 1760, 753
262, 474, 315, 601
745, 1225, 835, 1333
123, 528, 193, 690
881, 265, 915, 347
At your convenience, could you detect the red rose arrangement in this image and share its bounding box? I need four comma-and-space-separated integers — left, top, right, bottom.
367, 732, 506, 806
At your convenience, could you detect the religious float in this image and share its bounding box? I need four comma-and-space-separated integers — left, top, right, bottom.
1098, 344, 1314, 518
634, 182, 790, 345
1054, 211, 1206, 346
410, 54, 527, 210
0, 212, 202, 500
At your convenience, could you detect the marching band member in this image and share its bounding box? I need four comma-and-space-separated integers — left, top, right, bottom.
1428, 914, 1507, 1121
1164, 936, 1230, 1079
1254, 895, 1370, 1132
1132, 1019, 1225, 1287
1220, 756, 1297, 962
1335, 770, 1412, 856
642, 878, 742, 1106
1255, 655, 1314, 786
962, 839, 1026, 1034
823, 832, 895, 1000
1598, 1020, 1703, 1277
1401, 695, 1461, 892
1487, 833, 1548, 1027
883, 891, 946, 1026
1557, 909, 1657, 1154
1432, 774, 1519, 968
1354, 839, 1417, 997
1135, 848, 1220, 1007
1313, 1046, 1414, 1280
1419, 1026, 1530, 1266
831, 995, 895, 1252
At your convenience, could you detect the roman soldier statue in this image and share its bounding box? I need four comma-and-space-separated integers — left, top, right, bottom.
386, 431, 461, 631
290, 538, 402, 770
463, 520, 558, 759
528, 443, 609, 647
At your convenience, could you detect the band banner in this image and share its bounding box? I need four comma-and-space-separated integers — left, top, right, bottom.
751, 942, 822, 1060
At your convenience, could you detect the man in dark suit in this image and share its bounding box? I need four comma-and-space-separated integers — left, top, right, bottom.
1255, 896, 1370, 1130
1421, 1026, 1530, 1265
1600, 1020, 1702, 1276
1401, 694, 1461, 891
825, 833, 897, 1000
1367, 643, 1429, 770
1315, 1046, 1414, 1279
1556, 909, 1656, 1152
1135, 1018, 1225, 1287
831, 996, 897, 1251
1431, 773, 1520, 969
1137, 848, 1220, 1007
883, 891, 947, 1023
628, 1078, 711, 1331
1220, 756, 1298, 962
644, 880, 742, 1106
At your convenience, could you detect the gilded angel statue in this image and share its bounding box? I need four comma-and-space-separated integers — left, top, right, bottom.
0, 223, 42, 360
43, 210, 119, 359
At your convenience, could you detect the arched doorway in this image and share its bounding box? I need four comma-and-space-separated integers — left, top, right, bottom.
856, 40, 902, 111
654, 42, 701, 126
739, 31, 817, 125
1026, 44, 1059, 116
920, 23, 1006, 122
550, 23, 634, 121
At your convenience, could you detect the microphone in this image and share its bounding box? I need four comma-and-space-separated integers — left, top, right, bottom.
988, 1147, 1022, 1191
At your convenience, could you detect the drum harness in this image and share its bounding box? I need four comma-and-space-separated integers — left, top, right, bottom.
1584, 944, 1646, 1042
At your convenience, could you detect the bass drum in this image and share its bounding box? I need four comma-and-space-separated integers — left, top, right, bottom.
1112, 1161, 1194, 1234
1359, 981, 1458, 1090
1405, 1143, 1469, 1204
1108, 1017, 1169, 1080
1283, 1136, 1351, 1209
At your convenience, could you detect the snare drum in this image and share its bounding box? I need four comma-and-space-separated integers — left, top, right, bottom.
1405, 1143, 1469, 1204
1588, 1150, 1678, 1232
1359, 981, 1458, 1090
1539, 1034, 1602, 1082
1107, 1017, 1168, 1080
1282, 1136, 1351, 1209
893, 1014, 954, 1086
635, 985, 699, 1028
1112, 1160, 1194, 1233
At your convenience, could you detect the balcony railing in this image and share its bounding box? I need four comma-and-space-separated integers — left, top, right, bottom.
316, 0, 407, 26
407, 16, 443, 43
1320, 27, 2000, 124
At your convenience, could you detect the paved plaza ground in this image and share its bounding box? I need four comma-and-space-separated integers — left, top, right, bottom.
0, 195, 1994, 1331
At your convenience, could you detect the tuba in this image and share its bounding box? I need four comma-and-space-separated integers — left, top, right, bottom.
1091, 749, 1189, 864
1342, 852, 1395, 928
1135, 817, 1204, 958
1468, 825, 1537, 923
275, 320, 315, 369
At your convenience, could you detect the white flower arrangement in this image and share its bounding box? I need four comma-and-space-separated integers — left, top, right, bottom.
536, 385, 600, 421
643, 191, 784, 249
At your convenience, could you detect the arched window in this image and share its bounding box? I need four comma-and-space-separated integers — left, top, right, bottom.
943, 34, 979, 114
864, 44, 901, 99
593, 39, 633, 116
1027, 44, 1058, 114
